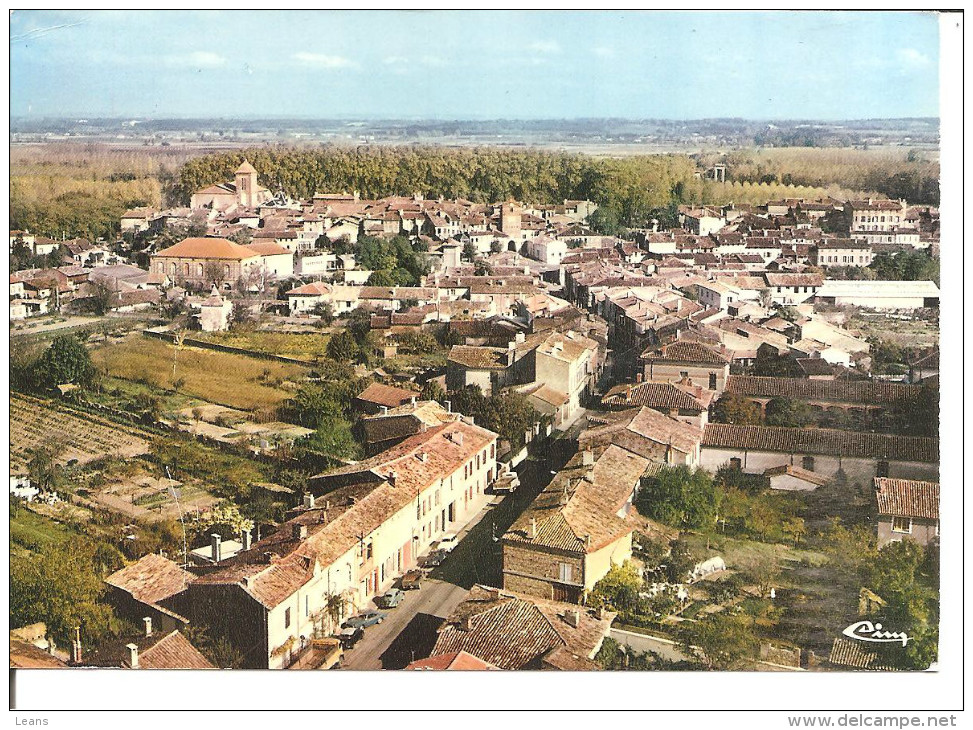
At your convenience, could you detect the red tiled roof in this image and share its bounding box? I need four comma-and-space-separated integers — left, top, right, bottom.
874, 477, 939, 520
702, 424, 938, 463
603, 381, 707, 412
355, 382, 417, 409
406, 651, 499, 670
154, 237, 259, 261
138, 630, 215, 669
105, 553, 195, 605
724, 376, 921, 405
642, 339, 730, 365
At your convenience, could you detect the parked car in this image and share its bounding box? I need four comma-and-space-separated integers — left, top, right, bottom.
423, 549, 448, 567
491, 471, 520, 495
434, 533, 459, 553
376, 588, 405, 608
343, 610, 388, 629
338, 626, 364, 648
401, 570, 422, 590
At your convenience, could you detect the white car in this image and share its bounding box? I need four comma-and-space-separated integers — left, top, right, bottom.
435, 533, 459, 553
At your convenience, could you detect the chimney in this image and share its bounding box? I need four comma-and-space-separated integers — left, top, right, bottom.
388, 470, 398, 486
126, 643, 139, 669
452, 431, 464, 446
625, 385, 632, 404
564, 609, 581, 628
417, 451, 428, 462
71, 626, 82, 665
303, 493, 316, 509
582, 450, 594, 466
595, 606, 606, 620
444, 399, 451, 413
241, 527, 252, 551
143, 617, 152, 638
636, 372, 643, 383
410, 396, 417, 406
293, 523, 308, 540
515, 332, 525, 344
211, 533, 222, 563
528, 518, 537, 539
460, 615, 474, 632
379, 405, 388, 415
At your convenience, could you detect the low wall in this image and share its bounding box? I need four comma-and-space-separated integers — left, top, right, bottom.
143, 329, 316, 367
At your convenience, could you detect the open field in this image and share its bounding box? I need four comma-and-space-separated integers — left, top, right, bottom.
10, 393, 151, 473
90, 333, 308, 411
847, 312, 939, 349
190, 330, 332, 361
10, 505, 79, 555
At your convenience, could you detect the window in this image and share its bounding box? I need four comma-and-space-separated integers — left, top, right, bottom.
876, 460, 890, 478
891, 516, 912, 534
365, 542, 373, 560
709, 373, 717, 390
197, 263, 203, 277
680, 371, 689, 379
305, 595, 309, 617
801, 456, 815, 472
224, 264, 231, 277
559, 563, 574, 583
284, 607, 291, 629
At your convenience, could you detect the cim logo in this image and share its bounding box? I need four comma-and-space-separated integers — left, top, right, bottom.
841, 620, 909, 647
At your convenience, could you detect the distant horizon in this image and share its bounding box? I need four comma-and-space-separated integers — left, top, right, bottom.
10, 115, 941, 123
11, 11, 940, 119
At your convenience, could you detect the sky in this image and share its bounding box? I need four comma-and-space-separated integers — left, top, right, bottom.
9, 10, 941, 120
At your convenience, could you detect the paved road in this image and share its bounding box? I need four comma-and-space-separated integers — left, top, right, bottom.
339, 578, 470, 670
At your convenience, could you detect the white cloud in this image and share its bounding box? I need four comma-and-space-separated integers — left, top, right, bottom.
292, 52, 357, 69
593, 46, 615, 58
419, 55, 447, 68
528, 40, 560, 54
165, 51, 227, 69
897, 48, 931, 68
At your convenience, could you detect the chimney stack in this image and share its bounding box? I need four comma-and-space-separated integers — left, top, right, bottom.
143, 617, 152, 638
444, 400, 451, 413
126, 643, 139, 669
293, 523, 308, 540
241, 527, 252, 551
564, 609, 581, 628
303, 493, 316, 510
582, 450, 594, 466
71, 626, 82, 665
636, 372, 643, 384
211, 533, 222, 563
529, 518, 537, 539
388, 470, 398, 486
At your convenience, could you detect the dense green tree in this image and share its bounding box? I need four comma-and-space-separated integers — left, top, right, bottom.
712, 393, 763, 426
588, 562, 643, 612
10, 537, 122, 645
764, 396, 812, 428
677, 612, 759, 670
326, 330, 361, 363
636, 465, 722, 531
419, 379, 446, 404
34, 334, 97, 390
447, 386, 540, 449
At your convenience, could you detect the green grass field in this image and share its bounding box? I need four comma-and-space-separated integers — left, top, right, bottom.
190, 330, 332, 361
91, 334, 308, 411
10, 506, 77, 554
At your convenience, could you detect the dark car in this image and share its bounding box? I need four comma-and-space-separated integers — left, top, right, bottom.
343, 610, 388, 629
423, 549, 448, 567
376, 588, 405, 609
338, 626, 364, 648
400, 570, 422, 590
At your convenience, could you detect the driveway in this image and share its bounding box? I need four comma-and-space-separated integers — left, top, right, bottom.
339, 578, 470, 670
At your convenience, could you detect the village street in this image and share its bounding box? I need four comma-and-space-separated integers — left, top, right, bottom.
340, 430, 581, 669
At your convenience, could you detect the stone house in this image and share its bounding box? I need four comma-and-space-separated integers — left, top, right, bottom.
874, 477, 939, 548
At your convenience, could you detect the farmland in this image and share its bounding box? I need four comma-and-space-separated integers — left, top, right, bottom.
190, 330, 331, 362
89, 333, 308, 411
10, 393, 151, 473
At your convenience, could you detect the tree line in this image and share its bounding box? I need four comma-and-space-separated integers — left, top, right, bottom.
173, 146, 863, 231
